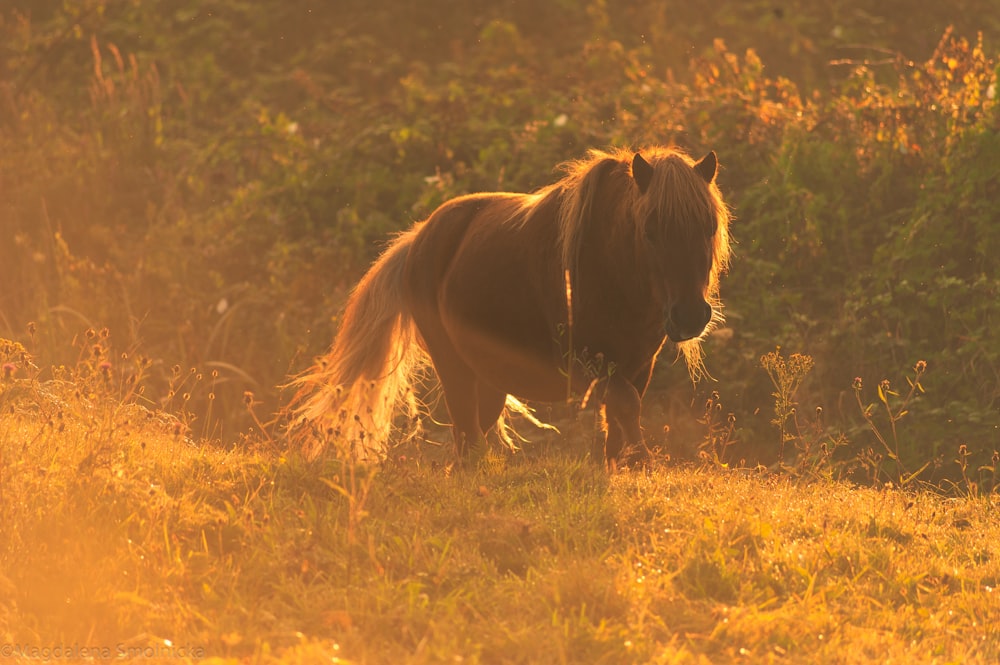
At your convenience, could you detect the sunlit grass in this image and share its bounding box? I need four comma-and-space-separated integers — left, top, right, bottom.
2, 361, 997, 664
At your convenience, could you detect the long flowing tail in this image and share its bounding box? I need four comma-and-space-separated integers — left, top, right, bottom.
287, 230, 425, 459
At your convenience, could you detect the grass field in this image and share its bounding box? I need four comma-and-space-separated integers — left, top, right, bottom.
1, 356, 998, 665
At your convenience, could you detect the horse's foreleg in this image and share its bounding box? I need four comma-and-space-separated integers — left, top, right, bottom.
600, 375, 646, 465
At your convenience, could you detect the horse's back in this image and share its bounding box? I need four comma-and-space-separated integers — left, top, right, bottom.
404, 193, 525, 300
405, 190, 569, 400
406, 190, 558, 295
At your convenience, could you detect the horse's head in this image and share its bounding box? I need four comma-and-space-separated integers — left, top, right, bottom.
631, 149, 730, 344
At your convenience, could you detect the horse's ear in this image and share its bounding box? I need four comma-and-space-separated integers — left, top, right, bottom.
632, 153, 654, 194
693, 151, 718, 184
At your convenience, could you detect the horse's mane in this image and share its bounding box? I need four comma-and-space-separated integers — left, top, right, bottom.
517, 146, 733, 377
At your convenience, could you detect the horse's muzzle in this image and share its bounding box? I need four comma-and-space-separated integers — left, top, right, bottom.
664, 300, 713, 343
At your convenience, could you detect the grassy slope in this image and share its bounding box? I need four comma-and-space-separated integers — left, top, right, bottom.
1, 381, 998, 664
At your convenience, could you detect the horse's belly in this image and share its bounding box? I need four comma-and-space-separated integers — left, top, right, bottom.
437, 302, 564, 400
437, 262, 570, 402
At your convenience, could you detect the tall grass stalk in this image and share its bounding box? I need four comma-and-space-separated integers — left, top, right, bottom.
852, 360, 929, 487
760, 347, 814, 466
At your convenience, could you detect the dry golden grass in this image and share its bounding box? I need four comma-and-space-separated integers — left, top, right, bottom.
1, 352, 998, 663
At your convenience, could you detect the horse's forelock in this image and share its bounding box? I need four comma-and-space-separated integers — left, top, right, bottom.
551, 146, 731, 317
637, 149, 732, 288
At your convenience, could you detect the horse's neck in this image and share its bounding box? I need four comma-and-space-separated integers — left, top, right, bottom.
575, 224, 658, 315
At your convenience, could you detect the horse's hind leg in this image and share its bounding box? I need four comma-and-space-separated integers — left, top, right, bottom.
477, 388, 507, 439
437, 365, 507, 458
420, 336, 505, 458
432, 358, 483, 457
443, 379, 506, 457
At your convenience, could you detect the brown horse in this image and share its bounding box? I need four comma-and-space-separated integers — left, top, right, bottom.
288, 146, 731, 463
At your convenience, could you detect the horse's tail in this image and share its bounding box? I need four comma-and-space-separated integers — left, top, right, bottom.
287, 230, 424, 459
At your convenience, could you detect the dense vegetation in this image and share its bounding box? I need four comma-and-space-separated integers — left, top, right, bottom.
3, 2, 999, 478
